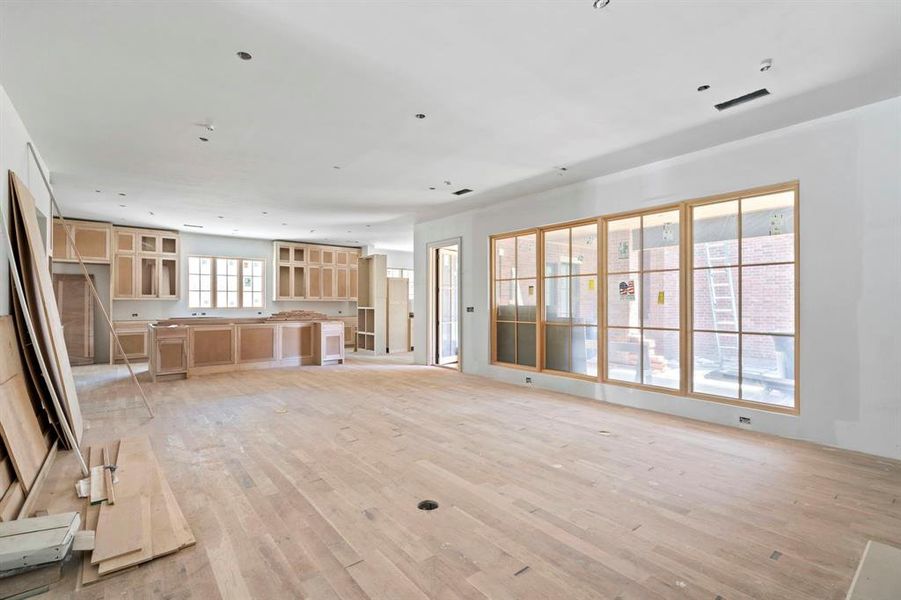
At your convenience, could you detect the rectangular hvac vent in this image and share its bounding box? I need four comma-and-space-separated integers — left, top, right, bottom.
714, 88, 770, 111
453, 188, 473, 196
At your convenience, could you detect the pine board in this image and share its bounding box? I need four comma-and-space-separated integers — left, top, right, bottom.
0, 374, 49, 493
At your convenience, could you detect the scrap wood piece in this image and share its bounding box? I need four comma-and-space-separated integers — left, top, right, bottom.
102, 447, 115, 505
96, 496, 150, 575
91, 495, 143, 564
89, 466, 106, 505
16, 442, 57, 520
79, 497, 101, 586
72, 530, 94, 552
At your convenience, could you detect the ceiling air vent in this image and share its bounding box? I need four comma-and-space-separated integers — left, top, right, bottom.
453, 188, 473, 196
714, 88, 770, 111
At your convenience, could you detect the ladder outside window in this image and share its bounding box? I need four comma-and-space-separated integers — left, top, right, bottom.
704, 241, 738, 370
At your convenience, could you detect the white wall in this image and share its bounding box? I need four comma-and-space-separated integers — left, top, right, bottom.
414, 96, 901, 460
112, 231, 357, 321
0, 84, 52, 316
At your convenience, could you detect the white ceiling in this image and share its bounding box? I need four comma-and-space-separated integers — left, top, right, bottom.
2, 1, 899, 251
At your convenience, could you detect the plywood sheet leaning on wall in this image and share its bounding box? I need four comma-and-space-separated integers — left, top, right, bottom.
0, 316, 49, 494
8, 171, 83, 445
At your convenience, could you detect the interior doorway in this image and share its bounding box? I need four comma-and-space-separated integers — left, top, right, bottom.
428, 239, 461, 370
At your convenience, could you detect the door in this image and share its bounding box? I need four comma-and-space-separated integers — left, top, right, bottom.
436, 246, 459, 365
53, 274, 94, 366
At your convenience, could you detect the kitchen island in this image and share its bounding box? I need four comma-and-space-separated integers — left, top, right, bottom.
147, 315, 345, 381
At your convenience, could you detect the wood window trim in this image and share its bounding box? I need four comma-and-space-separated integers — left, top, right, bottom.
188, 256, 267, 310
488, 180, 799, 415
489, 230, 540, 370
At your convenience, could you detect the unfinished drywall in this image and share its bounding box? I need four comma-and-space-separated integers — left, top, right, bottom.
111, 231, 356, 321
0, 84, 52, 316
414, 96, 901, 460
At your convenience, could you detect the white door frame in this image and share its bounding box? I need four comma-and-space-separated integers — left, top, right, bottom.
427, 237, 462, 371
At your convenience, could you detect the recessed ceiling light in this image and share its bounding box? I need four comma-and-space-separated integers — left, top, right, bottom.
119, 204, 127, 208
281, 223, 287, 226
236, 51, 252, 61
149, 211, 155, 216
199, 137, 209, 142
365, 225, 371, 228
414, 113, 426, 119
217, 216, 224, 219
592, 0, 611, 8
759, 58, 773, 72
697, 84, 710, 92
428, 187, 436, 190
310, 229, 316, 233
94, 189, 101, 193
118, 192, 127, 197
333, 165, 341, 170
262, 211, 268, 215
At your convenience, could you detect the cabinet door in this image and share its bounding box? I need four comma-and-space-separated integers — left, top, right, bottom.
276, 244, 292, 263
348, 251, 359, 267
308, 247, 321, 264
308, 266, 322, 298
116, 231, 135, 253
114, 329, 148, 360
336, 266, 348, 299
52, 220, 71, 260
157, 338, 187, 374
321, 266, 335, 299
322, 248, 335, 265
292, 266, 306, 298
159, 257, 178, 298
349, 267, 358, 300
140, 234, 158, 253
336, 251, 348, 266
114, 255, 136, 298
73, 225, 111, 262
139, 257, 159, 297
276, 264, 292, 300
160, 235, 178, 255
292, 246, 306, 263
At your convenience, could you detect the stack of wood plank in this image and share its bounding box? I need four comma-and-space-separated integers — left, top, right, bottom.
0, 316, 57, 522
266, 309, 329, 321
81, 436, 194, 585
0, 512, 81, 598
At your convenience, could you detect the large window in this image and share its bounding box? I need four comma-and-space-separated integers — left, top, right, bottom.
543, 222, 599, 377
489, 182, 798, 413
188, 256, 265, 309
689, 188, 796, 408
492, 232, 537, 367
604, 208, 681, 389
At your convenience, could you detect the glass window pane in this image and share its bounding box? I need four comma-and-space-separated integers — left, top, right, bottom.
692, 331, 739, 398
607, 216, 640, 273
544, 325, 570, 372
742, 264, 794, 334
693, 200, 738, 267
544, 277, 569, 323
642, 210, 680, 271
516, 279, 537, 322
572, 326, 598, 377
572, 276, 598, 325
741, 334, 795, 407
201, 292, 211, 308
642, 270, 679, 329
642, 329, 680, 389
607, 328, 641, 383
516, 234, 537, 279
544, 228, 570, 277
243, 292, 252, 307
253, 292, 263, 307
189, 274, 200, 291
692, 267, 738, 331
516, 324, 536, 367
571, 224, 598, 275
253, 260, 263, 277
496, 281, 516, 321
741, 191, 794, 265
188, 291, 199, 307
606, 274, 640, 327
496, 323, 515, 363
495, 237, 515, 279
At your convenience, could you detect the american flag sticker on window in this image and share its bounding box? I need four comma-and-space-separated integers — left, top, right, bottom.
619, 280, 635, 301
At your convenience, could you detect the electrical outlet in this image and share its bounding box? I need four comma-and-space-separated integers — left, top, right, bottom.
525, 377, 532, 384
131, 313, 138, 318
739, 416, 751, 426
466, 306, 474, 313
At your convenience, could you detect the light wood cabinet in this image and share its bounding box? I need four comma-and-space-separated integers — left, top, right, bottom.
273, 242, 359, 301
149, 325, 188, 381
314, 321, 345, 365
189, 325, 235, 368
112, 226, 179, 300
51, 218, 112, 264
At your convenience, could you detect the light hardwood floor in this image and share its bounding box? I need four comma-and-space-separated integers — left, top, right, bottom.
35, 356, 901, 599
